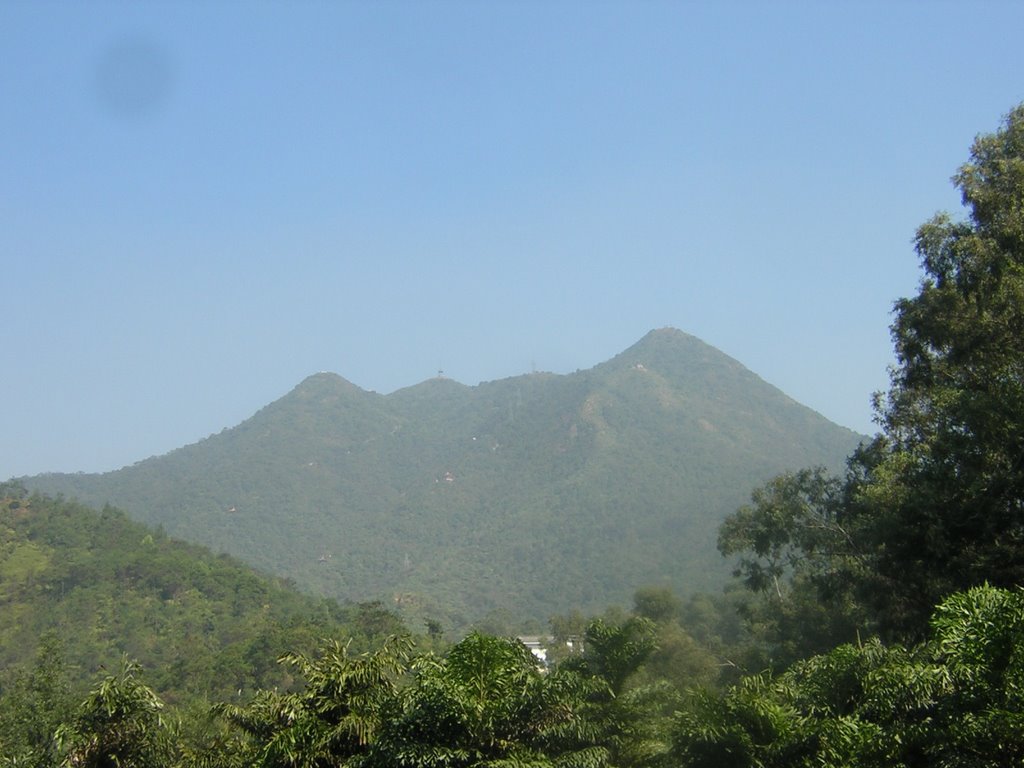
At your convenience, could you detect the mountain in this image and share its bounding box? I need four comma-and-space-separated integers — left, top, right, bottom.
23, 329, 864, 630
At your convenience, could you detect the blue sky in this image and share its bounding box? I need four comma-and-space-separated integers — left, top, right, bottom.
3, 1, 1023, 478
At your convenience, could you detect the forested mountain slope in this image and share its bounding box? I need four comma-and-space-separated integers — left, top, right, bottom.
25, 328, 863, 628
0, 483, 399, 705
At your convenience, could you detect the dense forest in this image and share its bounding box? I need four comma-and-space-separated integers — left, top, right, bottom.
4, 104, 1024, 766
24, 327, 861, 630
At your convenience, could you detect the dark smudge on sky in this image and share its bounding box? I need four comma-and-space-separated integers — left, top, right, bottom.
94, 35, 173, 120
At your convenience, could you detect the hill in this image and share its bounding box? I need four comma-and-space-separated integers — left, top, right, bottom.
23, 328, 864, 629
0, 482, 402, 705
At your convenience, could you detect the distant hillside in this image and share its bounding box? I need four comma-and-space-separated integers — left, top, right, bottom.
0, 483, 401, 704
24, 329, 864, 630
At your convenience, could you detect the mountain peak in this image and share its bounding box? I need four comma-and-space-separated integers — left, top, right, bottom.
631, 326, 700, 349
298, 370, 350, 385
25, 330, 863, 630
600, 327, 730, 374
293, 371, 364, 395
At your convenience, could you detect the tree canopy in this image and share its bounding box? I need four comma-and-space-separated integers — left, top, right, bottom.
864, 103, 1024, 632
720, 103, 1024, 645
672, 585, 1024, 768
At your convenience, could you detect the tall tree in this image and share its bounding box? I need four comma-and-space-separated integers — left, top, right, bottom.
55, 657, 175, 768
369, 632, 606, 768
719, 104, 1024, 643
213, 634, 412, 767
717, 466, 869, 663
862, 103, 1024, 635
671, 585, 1024, 768
0, 634, 75, 768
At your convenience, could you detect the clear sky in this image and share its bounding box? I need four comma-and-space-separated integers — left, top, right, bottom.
3, 1, 1023, 478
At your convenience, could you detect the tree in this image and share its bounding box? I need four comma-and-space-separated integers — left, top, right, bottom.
0, 634, 75, 768
213, 634, 412, 767
369, 632, 607, 768
717, 466, 870, 664
718, 104, 1024, 643
55, 657, 175, 768
565, 617, 657, 697
926, 585, 1024, 764
860, 103, 1024, 635
632, 587, 680, 625
671, 585, 1024, 768
557, 617, 675, 768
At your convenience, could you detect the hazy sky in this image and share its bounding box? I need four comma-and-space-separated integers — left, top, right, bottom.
3, 1, 1023, 478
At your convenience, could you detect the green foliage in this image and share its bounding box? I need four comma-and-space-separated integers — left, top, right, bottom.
0, 634, 75, 768
565, 617, 657, 697
208, 630, 617, 768
213, 635, 412, 767
856, 106, 1024, 637
927, 585, 1024, 764
717, 466, 869, 665
0, 487, 398, 708
13, 587, 1024, 768
558, 614, 683, 768
718, 104, 1024, 646
631, 587, 680, 625
859, 105, 1024, 635
55, 658, 175, 768
24, 330, 861, 631
638, 623, 718, 694
718, 468, 848, 598
369, 632, 607, 768
672, 585, 1024, 768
